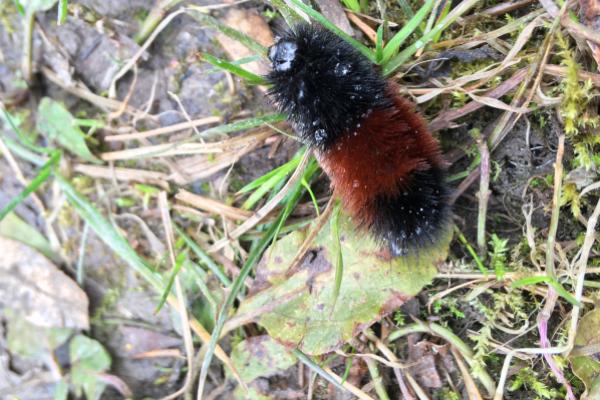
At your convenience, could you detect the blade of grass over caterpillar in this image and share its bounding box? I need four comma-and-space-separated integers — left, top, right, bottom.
383, 0, 480, 75
286, 0, 376, 63
202, 53, 268, 85
196, 153, 318, 397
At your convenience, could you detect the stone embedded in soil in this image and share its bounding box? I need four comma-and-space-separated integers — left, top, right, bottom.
45, 18, 140, 92
0, 237, 89, 330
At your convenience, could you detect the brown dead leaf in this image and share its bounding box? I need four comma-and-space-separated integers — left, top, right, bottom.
0, 236, 89, 330
216, 9, 274, 76
407, 338, 443, 389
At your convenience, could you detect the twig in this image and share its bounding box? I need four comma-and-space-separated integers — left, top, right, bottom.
159, 192, 194, 400
105, 116, 223, 142
565, 197, 600, 353
109, 7, 187, 98
41, 67, 150, 119
536, 133, 575, 399
451, 348, 483, 400
73, 164, 169, 189
136, 0, 184, 43
545, 133, 565, 279
476, 135, 490, 258
22, 11, 35, 84
481, 0, 535, 16
321, 366, 376, 400
176, 189, 253, 221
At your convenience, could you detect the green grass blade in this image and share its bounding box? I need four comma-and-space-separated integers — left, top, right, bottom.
341, 0, 360, 12
270, 158, 319, 244
432, 1, 451, 43
383, 0, 479, 75
456, 229, 488, 275
242, 155, 305, 210
197, 155, 316, 397
195, 114, 285, 140
512, 276, 580, 307
239, 153, 302, 194
375, 24, 384, 63
57, 0, 68, 24
292, 349, 348, 393
12, 0, 25, 15
175, 224, 231, 286
155, 250, 187, 313
381, 0, 435, 64
301, 178, 320, 217
286, 0, 376, 62
188, 9, 268, 57
0, 212, 60, 263
243, 170, 290, 210
1, 106, 52, 154
55, 173, 163, 289
268, 0, 306, 28
0, 151, 60, 222
2, 137, 47, 166
202, 53, 267, 85
397, 0, 415, 20
330, 200, 343, 311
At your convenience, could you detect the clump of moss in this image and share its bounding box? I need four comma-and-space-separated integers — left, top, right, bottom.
556, 32, 599, 169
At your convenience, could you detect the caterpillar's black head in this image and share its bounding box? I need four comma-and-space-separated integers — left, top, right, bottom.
268, 40, 298, 73
267, 24, 390, 149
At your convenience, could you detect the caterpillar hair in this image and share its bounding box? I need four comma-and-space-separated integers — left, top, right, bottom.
267, 23, 451, 256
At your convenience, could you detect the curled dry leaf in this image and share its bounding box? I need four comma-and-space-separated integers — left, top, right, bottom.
0, 236, 89, 330
235, 215, 451, 355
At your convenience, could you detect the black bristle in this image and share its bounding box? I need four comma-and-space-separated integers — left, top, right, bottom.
372, 168, 450, 256
267, 23, 451, 256
267, 24, 390, 150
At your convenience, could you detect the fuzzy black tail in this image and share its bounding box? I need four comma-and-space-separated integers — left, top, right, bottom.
371, 168, 450, 256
